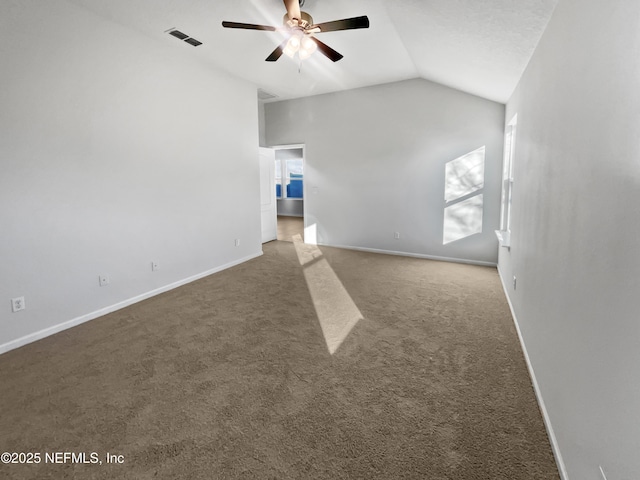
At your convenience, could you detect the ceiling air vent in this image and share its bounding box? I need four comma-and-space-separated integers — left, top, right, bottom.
258, 89, 278, 101
169, 29, 189, 40
166, 28, 203, 47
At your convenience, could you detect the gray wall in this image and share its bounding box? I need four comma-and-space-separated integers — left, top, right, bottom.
500, 0, 640, 478
0, 1, 262, 351
265, 78, 504, 265
277, 199, 304, 217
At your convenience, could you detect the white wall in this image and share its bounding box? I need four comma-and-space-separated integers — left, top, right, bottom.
0, 0, 262, 351
265, 78, 504, 265
499, 0, 640, 478
258, 100, 267, 147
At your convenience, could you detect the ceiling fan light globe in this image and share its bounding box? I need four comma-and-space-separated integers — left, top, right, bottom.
301, 35, 315, 50
299, 38, 317, 60
299, 48, 311, 60
283, 43, 296, 58
289, 35, 301, 51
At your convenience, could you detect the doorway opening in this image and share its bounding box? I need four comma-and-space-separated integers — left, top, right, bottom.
273, 145, 305, 242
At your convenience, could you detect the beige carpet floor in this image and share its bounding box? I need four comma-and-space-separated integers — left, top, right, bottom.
277, 215, 304, 242
0, 241, 559, 479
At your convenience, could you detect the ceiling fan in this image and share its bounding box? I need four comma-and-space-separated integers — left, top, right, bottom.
222, 0, 369, 62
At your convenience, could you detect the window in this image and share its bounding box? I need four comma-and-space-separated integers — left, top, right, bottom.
276, 155, 303, 199
275, 158, 282, 197
443, 146, 486, 244
285, 158, 303, 198
496, 115, 517, 247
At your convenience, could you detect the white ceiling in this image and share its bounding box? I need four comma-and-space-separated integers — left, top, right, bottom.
67, 0, 558, 104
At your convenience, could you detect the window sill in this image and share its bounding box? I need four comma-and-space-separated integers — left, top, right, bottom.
277, 197, 304, 201
495, 230, 511, 248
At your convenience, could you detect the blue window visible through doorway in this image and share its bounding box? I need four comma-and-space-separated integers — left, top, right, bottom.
276, 157, 303, 199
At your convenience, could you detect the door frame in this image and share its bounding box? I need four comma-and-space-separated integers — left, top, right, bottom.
269, 143, 306, 223
259, 147, 277, 243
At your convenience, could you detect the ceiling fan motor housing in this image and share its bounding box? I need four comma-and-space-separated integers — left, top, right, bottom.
283, 11, 313, 29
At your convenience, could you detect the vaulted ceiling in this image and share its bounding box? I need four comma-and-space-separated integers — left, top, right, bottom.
68, 0, 559, 104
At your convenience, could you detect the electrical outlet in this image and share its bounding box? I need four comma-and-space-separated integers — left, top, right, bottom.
394, 232, 400, 239
513, 276, 517, 290
99, 275, 110, 287
234, 239, 240, 247
11, 296, 25, 313
151, 261, 159, 272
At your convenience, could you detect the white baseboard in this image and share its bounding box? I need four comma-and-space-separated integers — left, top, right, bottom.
496, 267, 569, 480
0, 251, 263, 355
317, 242, 497, 267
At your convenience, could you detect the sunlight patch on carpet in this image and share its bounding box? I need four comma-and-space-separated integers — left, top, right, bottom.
292, 234, 363, 355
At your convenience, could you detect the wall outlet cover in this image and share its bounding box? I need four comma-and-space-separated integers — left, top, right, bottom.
11, 296, 25, 312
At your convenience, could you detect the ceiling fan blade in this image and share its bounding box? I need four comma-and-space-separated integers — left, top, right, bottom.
222, 21, 277, 31
283, 0, 302, 21
266, 38, 290, 62
311, 37, 343, 62
311, 16, 370, 33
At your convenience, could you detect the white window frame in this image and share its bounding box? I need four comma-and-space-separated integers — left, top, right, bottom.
496, 114, 517, 248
